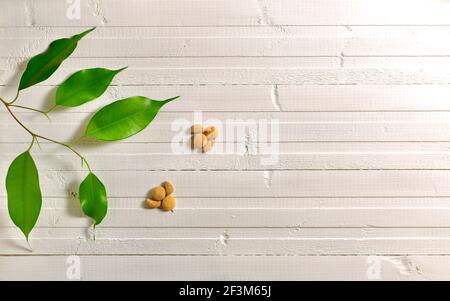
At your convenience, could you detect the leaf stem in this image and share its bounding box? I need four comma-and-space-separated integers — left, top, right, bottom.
26, 238, 33, 251
1, 98, 92, 172
46, 104, 57, 113
9, 104, 51, 120
70, 135, 85, 147
27, 136, 36, 152
1, 99, 34, 136
5, 90, 20, 105
36, 135, 92, 172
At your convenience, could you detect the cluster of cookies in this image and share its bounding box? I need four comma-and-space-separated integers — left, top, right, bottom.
146, 181, 176, 211
190, 124, 218, 153
144, 125, 219, 212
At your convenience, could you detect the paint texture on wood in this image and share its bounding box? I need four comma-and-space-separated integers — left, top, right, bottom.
1, 0, 450, 280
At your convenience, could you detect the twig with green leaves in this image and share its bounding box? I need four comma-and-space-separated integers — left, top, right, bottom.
1, 28, 179, 247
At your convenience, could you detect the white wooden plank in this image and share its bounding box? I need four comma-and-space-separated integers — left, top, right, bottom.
0, 37, 345, 57
2, 0, 450, 26
264, 0, 450, 25
279, 85, 450, 111
0, 0, 262, 27
0, 170, 449, 198
5, 66, 347, 86
2, 142, 450, 171
345, 38, 450, 56
0, 57, 336, 70
6, 84, 450, 113
5, 227, 450, 239
3, 228, 450, 256
3, 66, 450, 85
3, 26, 450, 40
2, 25, 449, 39
1, 57, 449, 86
346, 57, 450, 69
11, 152, 449, 171
7, 111, 450, 123
3, 236, 450, 255
0, 26, 350, 39
1, 208, 450, 228
4, 141, 450, 153
0, 255, 445, 280
346, 26, 450, 56
1, 85, 277, 113
6, 28, 450, 57
3, 118, 450, 143
3, 196, 450, 210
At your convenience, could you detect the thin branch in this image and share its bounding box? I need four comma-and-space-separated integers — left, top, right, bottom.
9, 104, 51, 120
70, 135, 86, 147
46, 104, 57, 113
27, 136, 36, 152
1, 98, 92, 172
2, 99, 34, 136
6, 90, 20, 105
35, 135, 92, 172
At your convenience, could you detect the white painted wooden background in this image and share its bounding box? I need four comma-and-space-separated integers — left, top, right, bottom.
2, 0, 450, 280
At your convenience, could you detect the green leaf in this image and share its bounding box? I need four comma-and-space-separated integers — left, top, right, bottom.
6, 151, 42, 240
18, 27, 95, 91
56, 67, 127, 107
79, 172, 108, 226
85, 96, 179, 141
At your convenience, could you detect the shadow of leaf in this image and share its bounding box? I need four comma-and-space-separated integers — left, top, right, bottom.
0, 59, 26, 99
66, 179, 84, 218
41, 86, 57, 111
